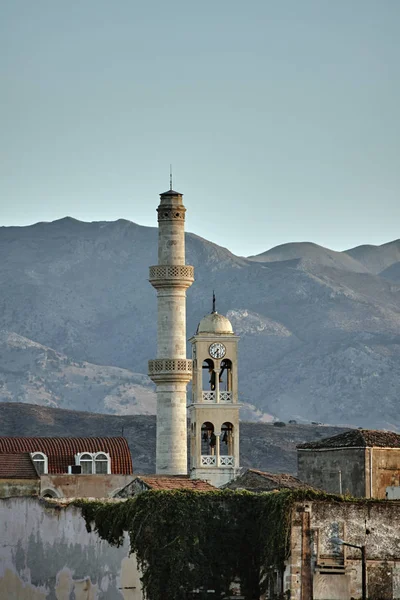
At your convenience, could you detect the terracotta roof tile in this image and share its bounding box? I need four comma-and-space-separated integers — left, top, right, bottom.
0, 453, 39, 479
0, 437, 132, 474
138, 476, 215, 491
297, 429, 400, 450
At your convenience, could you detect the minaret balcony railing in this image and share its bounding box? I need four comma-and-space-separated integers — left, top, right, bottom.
201, 391, 233, 403
200, 455, 235, 467
148, 358, 192, 383
149, 265, 194, 288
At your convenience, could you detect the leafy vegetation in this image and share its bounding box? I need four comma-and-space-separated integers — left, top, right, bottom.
74, 488, 356, 599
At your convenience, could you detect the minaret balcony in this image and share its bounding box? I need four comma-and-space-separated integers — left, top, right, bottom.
149, 265, 194, 289
148, 358, 192, 383
201, 391, 233, 403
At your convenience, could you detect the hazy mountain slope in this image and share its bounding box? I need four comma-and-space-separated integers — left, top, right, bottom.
0, 403, 349, 475
1, 218, 400, 427
247, 241, 368, 273
380, 262, 400, 283
0, 330, 156, 415
345, 239, 400, 274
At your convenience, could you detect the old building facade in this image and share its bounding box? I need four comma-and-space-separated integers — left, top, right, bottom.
0, 436, 133, 498
0, 453, 40, 498
298, 429, 400, 498
282, 498, 400, 600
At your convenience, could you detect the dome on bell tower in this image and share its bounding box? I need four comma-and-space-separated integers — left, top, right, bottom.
197, 311, 234, 335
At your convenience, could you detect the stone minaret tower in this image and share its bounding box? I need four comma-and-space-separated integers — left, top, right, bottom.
148, 186, 194, 475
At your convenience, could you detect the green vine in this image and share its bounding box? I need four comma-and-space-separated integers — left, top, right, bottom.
74, 488, 362, 600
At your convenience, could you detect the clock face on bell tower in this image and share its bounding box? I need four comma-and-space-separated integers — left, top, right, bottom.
209, 342, 226, 359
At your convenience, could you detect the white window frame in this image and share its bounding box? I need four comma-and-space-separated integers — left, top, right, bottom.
94, 452, 111, 474
31, 452, 48, 475
74, 452, 111, 475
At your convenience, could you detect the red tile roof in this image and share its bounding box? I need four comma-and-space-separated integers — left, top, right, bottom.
0, 453, 39, 479
138, 476, 215, 491
0, 437, 132, 475
298, 429, 400, 450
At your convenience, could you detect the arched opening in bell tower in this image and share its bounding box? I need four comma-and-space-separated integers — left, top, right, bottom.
219, 359, 232, 391
220, 422, 234, 460
201, 421, 216, 457
202, 359, 215, 391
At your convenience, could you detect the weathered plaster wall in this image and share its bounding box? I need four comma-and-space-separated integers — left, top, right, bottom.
371, 448, 400, 499
0, 478, 39, 498
0, 496, 143, 600
297, 448, 366, 496
40, 474, 133, 498
287, 500, 400, 600
116, 479, 146, 497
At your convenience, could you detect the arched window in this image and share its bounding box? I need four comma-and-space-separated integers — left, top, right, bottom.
95, 452, 110, 474
219, 359, 232, 391
79, 453, 93, 474
202, 359, 215, 391
220, 422, 234, 457
201, 422, 215, 456
31, 452, 48, 475
42, 488, 60, 499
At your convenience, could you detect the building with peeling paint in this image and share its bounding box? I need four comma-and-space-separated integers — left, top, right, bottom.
0, 496, 143, 600
281, 498, 400, 600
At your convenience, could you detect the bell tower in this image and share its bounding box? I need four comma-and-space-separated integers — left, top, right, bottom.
188, 301, 240, 487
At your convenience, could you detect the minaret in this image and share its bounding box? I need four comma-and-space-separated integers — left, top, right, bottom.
148, 184, 194, 474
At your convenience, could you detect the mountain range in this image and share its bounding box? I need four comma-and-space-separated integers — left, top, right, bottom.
0, 403, 348, 475
1, 217, 400, 428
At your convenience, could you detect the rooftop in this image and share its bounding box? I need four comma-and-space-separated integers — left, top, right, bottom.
137, 475, 215, 491
0, 437, 133, 475
196, 311, 234, 335
0, 453, 39, 480
297, 429, 400, 450
224, 468, 314, 492
160, 189, 182, 197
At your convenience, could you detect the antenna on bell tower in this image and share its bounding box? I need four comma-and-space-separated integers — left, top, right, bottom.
170, 164, 173, 191
212, 290, 216, 313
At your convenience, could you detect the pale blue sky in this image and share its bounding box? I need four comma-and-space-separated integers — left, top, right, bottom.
1, 0, 399, 256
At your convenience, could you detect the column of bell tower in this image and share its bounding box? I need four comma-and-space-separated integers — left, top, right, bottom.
148, 188, 194, 475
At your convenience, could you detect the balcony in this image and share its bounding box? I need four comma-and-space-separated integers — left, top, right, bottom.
201, 391, 232, 403
200, 456, 234, 467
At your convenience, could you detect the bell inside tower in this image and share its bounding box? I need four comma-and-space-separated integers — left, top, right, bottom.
202, 359, 215, 390
220, 422, 234, 457
219, 359, 232, 391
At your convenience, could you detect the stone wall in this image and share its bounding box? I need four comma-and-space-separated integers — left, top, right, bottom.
287, 499, 400, 600
297, 448, 366, 496
0, 496, 143, 600
40, 473, 133, 498
0, 477, 39, 498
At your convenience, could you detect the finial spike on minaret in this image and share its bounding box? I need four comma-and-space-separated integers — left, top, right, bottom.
212, 290, 216, 313
170, 164, 173, 191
